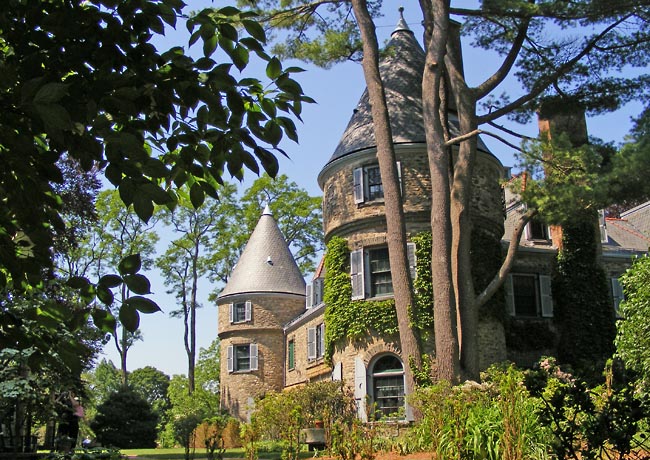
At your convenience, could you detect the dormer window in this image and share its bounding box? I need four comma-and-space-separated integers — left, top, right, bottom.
353, 162, 401, 204
525, 218, 549, 241
229, 301, 252, 323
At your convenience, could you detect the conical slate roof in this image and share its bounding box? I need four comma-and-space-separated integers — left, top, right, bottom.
218, 205, 305, 299
325, 13, 491, 167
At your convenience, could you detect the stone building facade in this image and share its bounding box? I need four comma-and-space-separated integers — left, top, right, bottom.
217, 15, 649, 421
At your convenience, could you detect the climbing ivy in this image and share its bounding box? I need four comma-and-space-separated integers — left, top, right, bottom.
323, 234, 435, 362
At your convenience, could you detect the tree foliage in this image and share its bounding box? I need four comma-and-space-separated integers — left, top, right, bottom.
91, 387, 158, 448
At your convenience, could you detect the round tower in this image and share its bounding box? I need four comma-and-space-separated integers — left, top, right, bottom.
217, 205, 305, 420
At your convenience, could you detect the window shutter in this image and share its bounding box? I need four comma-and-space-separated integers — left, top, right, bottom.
307, 327, 316, 360
249, 343, 258, 371
539, 275, 553, 317
227, 345, 234, 372
396, 161, 403, 196
505, 275, 516, 316
611, 278, 624, 316
353, 167, 364, 203
313, 278, 324, 306
599, 210, 608, 243
305, 284, 313, 308
524, 223, 532, 240
228, 303, 234, 323
319, 323, 326, 358
332, 362, 342, 381
407, 242, 417, 280
244, 301, 252, 321
350, 249, 365, 300
354, 356, 367, 421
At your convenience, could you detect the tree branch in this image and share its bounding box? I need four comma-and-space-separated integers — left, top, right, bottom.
475, 207, 537, 309
477, 14, 633, 124
487, 120, 535, 141
474, 17, 530, 99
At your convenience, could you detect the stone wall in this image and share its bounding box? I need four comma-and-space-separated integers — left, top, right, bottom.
285, 308, 330, 388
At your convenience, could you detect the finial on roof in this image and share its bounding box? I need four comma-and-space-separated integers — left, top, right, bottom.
262, 203, 272, 216
392, 6, 411, 35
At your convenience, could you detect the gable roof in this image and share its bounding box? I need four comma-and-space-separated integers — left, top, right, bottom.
323, 14, 492, 168
218, 205, 306, 300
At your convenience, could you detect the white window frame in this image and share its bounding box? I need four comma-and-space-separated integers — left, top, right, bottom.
525, 219, 550, 241
227, 343, 258, 373
353, 162, 401, 204
350, 242, 415, 300
505, 274, 553, 318
229, 301, 252, 323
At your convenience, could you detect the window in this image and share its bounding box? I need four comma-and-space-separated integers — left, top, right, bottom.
288, 340, 295, 370
351, 243, 416, 300
370, 355, 405, 418
306, 277, 324, 308
229, 301, 252, 323
308, 323, 325, 361
525, 219, 549, 241
226, 344, 258, 372
353, 162, 401, 204
611, 277, 624, 317
505, 274, 553, 317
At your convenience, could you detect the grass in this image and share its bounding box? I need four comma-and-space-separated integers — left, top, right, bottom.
120, 447, 248, 459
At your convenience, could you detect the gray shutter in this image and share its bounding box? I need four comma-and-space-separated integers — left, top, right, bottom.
244, 301, 252, 321
313, 278, 324, 305
332, 362, 342, 381
407, 242, 416, 280
249, 343, 258, 371
350, 249, 365, 300
505, 275, 516, 316
307, 327, 316, 360
396, 161, 403, 196
611, 278, 624, 316
306, 284, 313, 308
599, 210, 608, 243
228, 303, 234, 323
319, 323, 326, 358
539, 275, 553, 317
227, 345, 234, 372
354, 356, 367, 421
353, 167, 364, 203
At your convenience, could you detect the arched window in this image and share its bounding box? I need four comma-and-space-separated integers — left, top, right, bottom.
370, 354, 405, 418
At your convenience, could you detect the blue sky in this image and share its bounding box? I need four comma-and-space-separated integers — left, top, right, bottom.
99, 1, 644, 376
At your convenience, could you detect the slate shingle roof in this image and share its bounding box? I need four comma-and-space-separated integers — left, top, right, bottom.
218, 206, 305, 299
325, 15, 492, 167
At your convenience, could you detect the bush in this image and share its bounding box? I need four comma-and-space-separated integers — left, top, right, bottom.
90, 387, 158, 448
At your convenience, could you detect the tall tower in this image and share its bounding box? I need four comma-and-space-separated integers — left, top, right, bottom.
217, 205, 306, 420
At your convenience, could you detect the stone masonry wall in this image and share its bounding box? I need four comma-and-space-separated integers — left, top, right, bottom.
285, 310, 330, 388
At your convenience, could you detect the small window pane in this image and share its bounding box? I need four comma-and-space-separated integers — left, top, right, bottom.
372, 355, 404, 418
233, 302, 247, 322
366, 166, 384, 201
513, 275, 538, 316
235, 345, 250, 371
369, 248, 393, 296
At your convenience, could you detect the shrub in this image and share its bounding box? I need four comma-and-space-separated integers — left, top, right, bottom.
90, 387, 158, 448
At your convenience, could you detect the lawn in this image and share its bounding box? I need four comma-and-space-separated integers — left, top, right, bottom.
120, 448, 248, 459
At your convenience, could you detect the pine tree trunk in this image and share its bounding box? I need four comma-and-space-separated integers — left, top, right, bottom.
351, 0, 423, 402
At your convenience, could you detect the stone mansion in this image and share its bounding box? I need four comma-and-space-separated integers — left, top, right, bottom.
216, 15, 650, 421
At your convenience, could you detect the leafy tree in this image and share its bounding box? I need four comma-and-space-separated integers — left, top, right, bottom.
615, 255, 650, 393
91, 387, 158, 448
194, 339, 221, 416
0, 0, 311, 336
86, 360, 122, 408
157, 184, 238, 394
129, 366, 171, 420
249, 0, 650, 384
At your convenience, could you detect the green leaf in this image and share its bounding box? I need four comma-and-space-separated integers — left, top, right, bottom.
203, 34, 218, 57
99, 274, 123, 288
143, 158, 169, 178
242, 19, 266, 43
96, 284, 115, 306
133, 193, 154, 222
266, 57, 282, 79
118, 254, 142, 276
92, 308, 117, 334
119, 303, 140, 332
264, 120, 283, 146
217, 6, 240, 16
67, 276, 90, 290
190, 182, 205, 208
218, 23, 239, 42
123, 274, 152, 295
124, 296, 161, 314
34, 83, 69, 104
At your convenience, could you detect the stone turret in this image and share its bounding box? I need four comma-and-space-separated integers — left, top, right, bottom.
217, 205, 305, 420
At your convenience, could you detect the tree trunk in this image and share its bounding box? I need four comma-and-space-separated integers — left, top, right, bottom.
420, 0, 460, 383
351, 0, 423, 401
